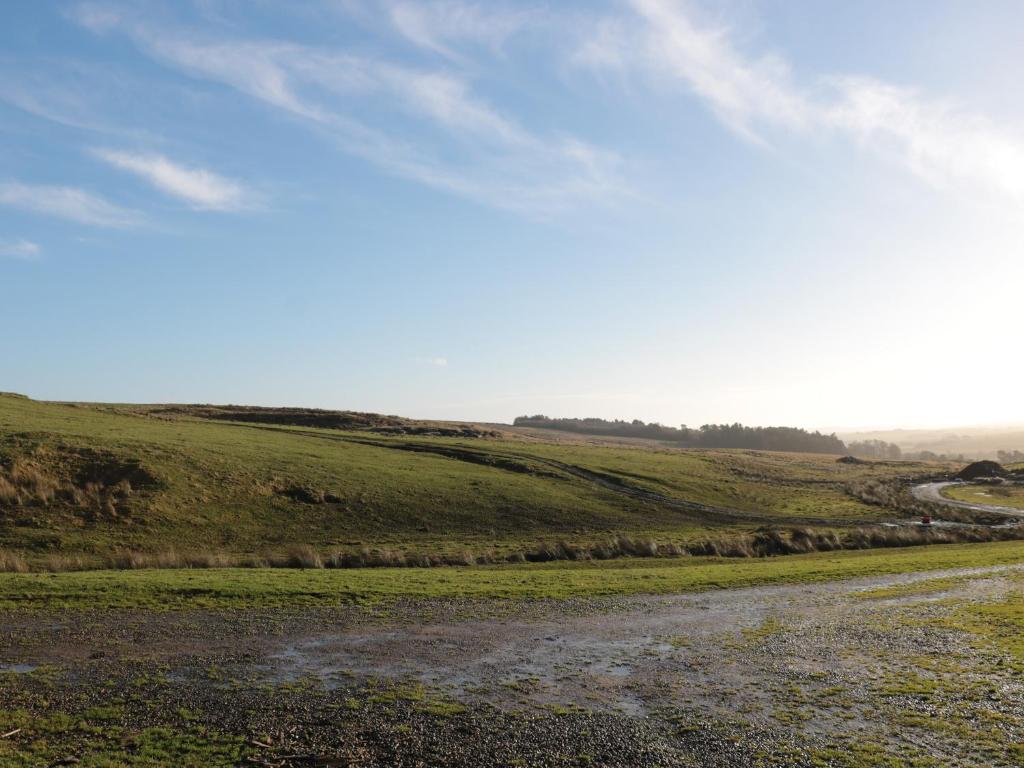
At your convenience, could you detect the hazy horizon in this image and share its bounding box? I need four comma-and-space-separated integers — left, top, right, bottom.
3, 1, 1022, 430
8, 389, 1024, 440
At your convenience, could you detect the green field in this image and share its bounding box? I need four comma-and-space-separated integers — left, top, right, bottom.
0, 393, 953, 569
943, 483, 1024, 510
3, 540, 1023, 610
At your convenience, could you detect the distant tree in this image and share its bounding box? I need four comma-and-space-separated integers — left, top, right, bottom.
513, 416, 848, 454
847, 440, 902, 460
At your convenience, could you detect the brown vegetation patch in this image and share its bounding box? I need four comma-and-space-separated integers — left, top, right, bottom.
138, 404, 500, 437
0, 444, 160, 524
275, 485, 344, 505
145, 404, 409, 430
4, 523, 1024, 573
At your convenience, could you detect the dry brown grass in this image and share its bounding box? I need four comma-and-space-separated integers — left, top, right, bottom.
104, 549, 241, 570
0, 461, 58, 506
0, 523, 1022, 573
0, 476, 18, 505
0, 448, 155, 528
0, 550, 29, 573
280, 545, 324, 569
36, 553, 91, 572
845, 477, 952, 518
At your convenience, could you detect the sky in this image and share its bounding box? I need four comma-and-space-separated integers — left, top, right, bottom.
1, 0, 1022, 431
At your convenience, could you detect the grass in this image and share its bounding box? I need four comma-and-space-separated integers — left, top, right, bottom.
0, 394, 950, 566
0, 707, 247, 767
942, 483, 1024, 510
853, 574, 972, 600
932, 571, 1024, 665
1, 539, 1022, 610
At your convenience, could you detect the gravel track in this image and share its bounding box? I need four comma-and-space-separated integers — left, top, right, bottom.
912, 481, 1024, 518
3, 564, 1024, 766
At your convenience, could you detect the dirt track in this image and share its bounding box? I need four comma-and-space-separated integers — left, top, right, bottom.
4, 565, 1024, 766
912, 481, 1024, 518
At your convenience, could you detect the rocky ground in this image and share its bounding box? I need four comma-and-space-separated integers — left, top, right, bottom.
2, 565, 1024, 767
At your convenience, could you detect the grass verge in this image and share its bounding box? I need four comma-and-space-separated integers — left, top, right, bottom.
1, 540, 1022, 610
942, 483, 1024, 510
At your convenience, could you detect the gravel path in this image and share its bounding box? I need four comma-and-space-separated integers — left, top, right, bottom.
3, 565, 1024, 766
912, 481, 1024, 518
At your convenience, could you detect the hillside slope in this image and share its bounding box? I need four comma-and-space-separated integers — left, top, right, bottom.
0, 394, 950, 565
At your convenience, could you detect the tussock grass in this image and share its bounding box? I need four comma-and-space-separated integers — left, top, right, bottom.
0, 551, 29, 573
846, 477, 936, 516
281, 545, 323, 569
2, 523, 1021, 573
105, 549, 241, 570
0, 452, 141, 525
2, 460, 59, 505
3, 540, 1024, 610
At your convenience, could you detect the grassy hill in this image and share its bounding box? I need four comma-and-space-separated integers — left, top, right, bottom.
0, 394, 962, 569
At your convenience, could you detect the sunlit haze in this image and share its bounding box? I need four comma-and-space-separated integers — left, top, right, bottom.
2, 1, 1022, 430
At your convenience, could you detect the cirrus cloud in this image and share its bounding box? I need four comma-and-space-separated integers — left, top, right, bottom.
0, 181, 141, 227
70, 2, 626, 217
0, 239, 41, 260
386, 1, 535, 59
578, 0, 1024, 205
93, 149, 254, 211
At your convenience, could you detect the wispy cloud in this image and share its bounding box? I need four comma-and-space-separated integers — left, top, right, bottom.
70, 3, 624, 216
94, 149, 253, 210
571, 17, 633, 73
419, 356, 448, 368
381, 69, 528, 146
386, 1, 533, 59
0, 60, 160, 140
0, 67, 108, 133
579, 0, 1024, 204
824, 77, 1024, 202
0, 181, 140, 227
625, 0, 810, 138
0, 239, 41, 260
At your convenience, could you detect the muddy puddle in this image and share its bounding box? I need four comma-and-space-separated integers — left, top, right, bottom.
4, 564, 1024, 766
234, 564, 1023, 721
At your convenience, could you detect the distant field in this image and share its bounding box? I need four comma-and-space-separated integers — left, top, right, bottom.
0, 394, 956, 568
840, 425, 1024, 460
943, 483, 1024, 510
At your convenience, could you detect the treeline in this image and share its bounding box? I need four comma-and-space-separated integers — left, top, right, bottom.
512, 416, 1024, 462
846, 439, 973, 462
847, 443, 1024, 463
512, 416, 846, 454
846, 439, 903, 460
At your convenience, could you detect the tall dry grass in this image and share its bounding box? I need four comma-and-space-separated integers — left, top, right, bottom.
0, 456, 137, 520
0, 476, 19, 505
0, 523, 1021, 573
0, 550, 29, 573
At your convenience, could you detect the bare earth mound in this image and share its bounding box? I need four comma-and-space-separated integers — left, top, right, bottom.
957, 460, 1008, 481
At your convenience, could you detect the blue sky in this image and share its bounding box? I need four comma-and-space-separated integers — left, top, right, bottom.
2, 1, 1022, 430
